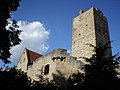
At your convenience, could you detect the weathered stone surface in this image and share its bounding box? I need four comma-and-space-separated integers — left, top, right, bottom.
17, 7, 113, 81
72, 7, 112, 61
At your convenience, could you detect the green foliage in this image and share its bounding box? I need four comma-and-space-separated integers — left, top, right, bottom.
0, 66, 56, 90
29, 42, 120, 90
1, 42, 120, 90
51, 70, 84, 90
82, 42, 120, 90
51, 70, 68, 90
0, 0, 21, 63
0, 66, 31, 89
31, 78, 56, 90
67, 72, 84, 90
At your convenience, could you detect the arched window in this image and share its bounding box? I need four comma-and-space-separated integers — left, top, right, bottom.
44, 64, 50, 75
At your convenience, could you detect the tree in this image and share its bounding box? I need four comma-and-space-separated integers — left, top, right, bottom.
51, 70, 84, 90
68, 72, 84, 90
51, 70, 68, 90
82, 42, 120, 90
0, 66, 31, 89
0, 0, 21, 63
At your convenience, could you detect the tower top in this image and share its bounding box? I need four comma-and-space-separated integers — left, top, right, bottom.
78, 7, 107, 22
79, 7, 94, 15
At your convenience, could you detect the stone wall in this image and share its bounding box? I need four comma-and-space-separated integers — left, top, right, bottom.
27, 49, 81, 81
72, 7, 96, 60
17, 7, 113, 81
72, 7, 112, 61
17, 48, 28, 72
94, 8, 112, 57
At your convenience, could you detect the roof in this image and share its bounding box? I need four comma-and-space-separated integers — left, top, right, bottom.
26, 48, 42, 63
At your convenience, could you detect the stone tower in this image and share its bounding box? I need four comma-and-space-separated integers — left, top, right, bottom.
72, 7, 112, 60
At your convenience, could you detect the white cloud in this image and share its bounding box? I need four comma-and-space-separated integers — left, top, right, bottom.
10, 21, 50, 65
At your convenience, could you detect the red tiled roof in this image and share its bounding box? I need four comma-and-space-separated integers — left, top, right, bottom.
26, 49, 42, 63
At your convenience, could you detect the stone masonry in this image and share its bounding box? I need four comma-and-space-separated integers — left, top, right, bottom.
72, 7, 112, 62
17, 48, 82, 81
17, 7, 112, 81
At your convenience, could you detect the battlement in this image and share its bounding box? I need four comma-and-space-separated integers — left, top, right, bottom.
79, 7, 107, 22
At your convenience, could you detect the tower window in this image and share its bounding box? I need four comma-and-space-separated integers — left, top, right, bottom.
74, 41, 75, 44
79, 33, 81, 36
57, 57, 60, 60
61, 57, 66, 61
73, 28, 75, 30
23, 58, 25, 62
52, 57, 56, 61
44, 64, 50, 75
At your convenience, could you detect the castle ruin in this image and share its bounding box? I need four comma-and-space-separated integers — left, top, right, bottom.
17, 7, 112, 81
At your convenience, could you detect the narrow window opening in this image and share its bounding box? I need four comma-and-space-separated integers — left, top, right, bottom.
74, 41, 75, 44
23, 58, 25, 62
52, 57, 56, 61
61, 57, 66, 61
57, 57, 60, 60
61, 57, 63, 61
44, 64, 50, 75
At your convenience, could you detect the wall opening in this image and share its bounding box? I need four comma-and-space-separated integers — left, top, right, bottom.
44, 64, 50, 75
74, 41, 75, 44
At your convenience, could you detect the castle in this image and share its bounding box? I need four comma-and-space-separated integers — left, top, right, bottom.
17, 7, 112, 81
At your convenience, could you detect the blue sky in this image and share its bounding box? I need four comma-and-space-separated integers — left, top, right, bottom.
3, 0, 120, 65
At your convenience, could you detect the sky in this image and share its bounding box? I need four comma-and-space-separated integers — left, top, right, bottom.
1, 0, 120, 66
